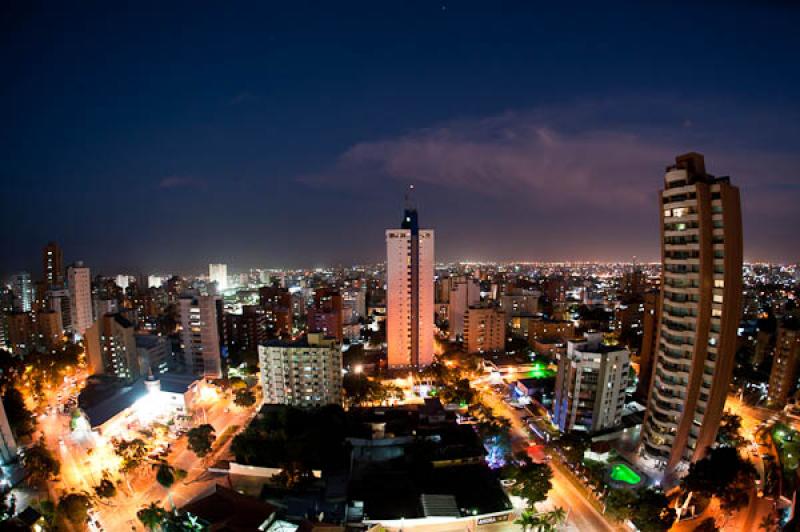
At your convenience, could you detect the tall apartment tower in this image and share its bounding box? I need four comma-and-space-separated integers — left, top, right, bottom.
553, 333, 630, 433
766, 320, 800, 407
43, 241, 64, 288
0, 398, 18, 464
448, 275, 481, 341
463, 304, 506, 354
67, 262, 93, 336
634, 289, 661, 404
179, 294, 223, 378
10, 272, 32, 312
640, 153, 743, 478
386, 187, 434, 367
209, 264, 228, 292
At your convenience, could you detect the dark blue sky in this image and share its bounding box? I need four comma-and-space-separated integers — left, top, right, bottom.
2, 1, 799, 276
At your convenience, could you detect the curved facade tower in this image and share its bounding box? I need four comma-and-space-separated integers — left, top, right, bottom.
640, 153, 743, 478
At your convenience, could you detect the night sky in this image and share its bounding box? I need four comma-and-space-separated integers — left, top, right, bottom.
2, 1, 799, 277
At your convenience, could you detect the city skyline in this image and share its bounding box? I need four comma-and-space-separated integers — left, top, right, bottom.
3, 2, 800, 275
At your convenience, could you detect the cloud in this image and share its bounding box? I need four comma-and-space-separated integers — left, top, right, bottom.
301, 97, 800, 219
157, 176, 207, 190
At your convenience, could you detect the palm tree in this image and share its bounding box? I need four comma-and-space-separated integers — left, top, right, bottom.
515, 511, 539, 532
137, 502, 167, 531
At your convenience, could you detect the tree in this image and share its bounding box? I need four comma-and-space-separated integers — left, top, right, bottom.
58, 493, 90, 526
137, 503, 168, 530
716, 411, 745, 448
514, 508, 566, 532
606, 488, 674, 532
759, 511, 780, 532
2, 387, 34, 438
0, 488, 15, 521
504, 458, 553, 509
22, 440, 60, 485
156, 462, 176, 489
682, 447, 756, 512
557, 432, 589, 464
187, 424, 215, 457
94, 478, 117, 498
113, 438, 148, 474
234, 389, 256, 408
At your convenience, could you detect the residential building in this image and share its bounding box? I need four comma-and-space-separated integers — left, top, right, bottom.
635, 290, 660, 403
500, 287, 540, 317
0, 398, 18, 464
85, 313, 140, 382
639, 153, 743, 478
223, 305, 268, 356
42, 241, 64, 288
209, 263, 228, 292
386, 188, 434, 367
10, 272, 32, 312
448, 275, 480, 341
136, 334, 173, 375
528, 319, 576, 345
553, 333, 630, 433
463, 304, 505, 354
6, 312, 34, 355
767, 320, 800, 407
307, 288, 344, 342
259, 285, 293, 337
67, 262, 93, 336
258, 333, 342, 407
179, 295, 223, 378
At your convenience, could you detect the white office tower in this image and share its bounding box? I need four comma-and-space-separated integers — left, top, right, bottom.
209, 263, 228, 292
386, 187, 434, 367
0, 398, 18, 464
553, 332, 630, 433
258, 333, 342, 407
10, 272, 32, 312
448, 275, 481, 341
148, 275, 165, 289
67, 262, 93, 336
179, 294, 222, 378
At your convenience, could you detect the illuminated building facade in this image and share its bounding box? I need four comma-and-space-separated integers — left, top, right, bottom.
767, 320, 800, 407
10, 272, 32, 312
67, 261, 93, 336
43, 241, 64, 288
463, 304, 505, 354
640, 153, 743, 477
258, 333, 342, 407
553, 333, 630, 433
209, 263, 228, 292
386, 188, 434, 367
179, 294, 223, 378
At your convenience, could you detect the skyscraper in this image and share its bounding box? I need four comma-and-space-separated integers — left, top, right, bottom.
640, 153, 743, 478
43, 241, 64, 288
766, 319, 800, 407
67, 262, 93, 336
209, 263, 228, 292
179, 294, 223, 378
386, 187, 434, 367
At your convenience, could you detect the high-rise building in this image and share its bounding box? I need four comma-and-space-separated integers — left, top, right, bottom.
10, 272, 32, 312
306, 288, 343, 342
448, 275, 481, 341
43, 241, 64, 288
6, 312, 34, 355
209, 264, 228, 292
767, 320, 800, 407
463, 304, 506, 354
179, 294, 222, 378
67, 262, 93, 336
223, 305, 268, 356
386, 187, 434, 367
115, 275, 130, 292
0, 398, 18, 464
258, 333, 342, 407
634, 290, 660, 403
553, 333, 630, 433
136, 334, 172, 375
639, 153, 743, 478
259, 284, 293, 337
85, 313, 140, 382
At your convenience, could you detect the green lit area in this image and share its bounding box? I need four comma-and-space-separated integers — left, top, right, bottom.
524, 361, 556, 379
610, 463, 642, 485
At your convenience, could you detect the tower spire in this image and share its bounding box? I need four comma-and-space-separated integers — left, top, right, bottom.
404, 184, 416, 211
